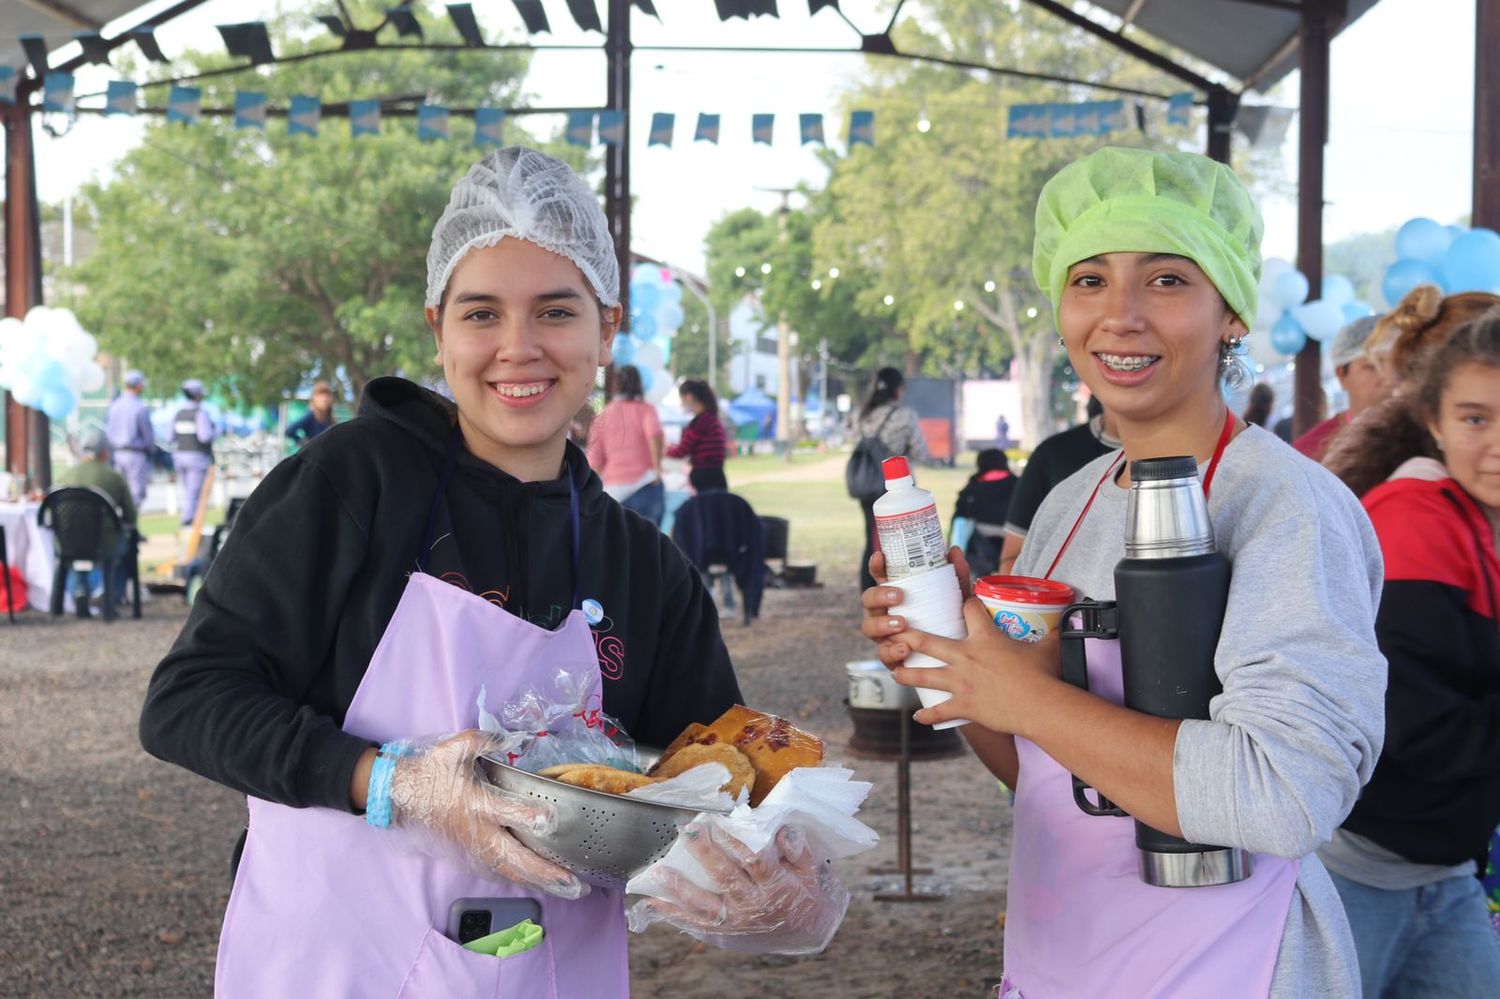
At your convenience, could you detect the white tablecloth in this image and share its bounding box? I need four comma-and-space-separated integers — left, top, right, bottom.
0, 501, 54, 612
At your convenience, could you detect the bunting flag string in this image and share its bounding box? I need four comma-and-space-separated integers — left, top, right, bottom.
350, 99, 381, 137
474, 107, 505, 147
597, 109, 625, 146
166, 85, 199, 124
648, 112, 674, 147
751, 113, 773, 145
565, 109, 594, 146
288, 94, 320, 136
694, 113, 720, 144
798, 113, 824, 146
848, 109, 874, 147
105, 80, 137, 115
1167, 92, 1194, 126
1007, 100, 1126, 139
234, 91, 268, 129
42, 71, 74, 113
418, 104, 449, 141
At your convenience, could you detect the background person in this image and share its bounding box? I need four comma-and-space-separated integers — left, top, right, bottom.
588, 364, 666, 525
287, 380, 338, 447
1242, 381, 1275, 429
951, 448, 1016, 576
1316, 309, 1500, 996
1293, 315, 1391, 462
54, 427, 137, 603
172, 378, 217, 528
854, 367, 927, 590
997, 395, 1118, 574
1324, 287, 1500, 497
106, 369, 154, 508
139, 147, 840, 996
667, 379, 729, 493
863, 146, 1384, 996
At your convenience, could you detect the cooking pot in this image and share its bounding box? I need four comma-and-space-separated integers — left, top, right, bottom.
846, 660, 919, 711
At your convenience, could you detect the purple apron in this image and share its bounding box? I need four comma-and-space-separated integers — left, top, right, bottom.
216, 451, 630, 997
1006, 416, 1299, 996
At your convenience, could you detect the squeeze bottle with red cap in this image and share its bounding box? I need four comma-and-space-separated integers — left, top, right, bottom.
872, 456, 950, 581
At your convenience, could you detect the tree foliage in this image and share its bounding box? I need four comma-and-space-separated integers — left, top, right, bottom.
66, 0, 583, 403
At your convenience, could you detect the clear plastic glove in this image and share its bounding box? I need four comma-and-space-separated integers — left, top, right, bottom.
384, 730, 588, 899
626, 820, 850, 954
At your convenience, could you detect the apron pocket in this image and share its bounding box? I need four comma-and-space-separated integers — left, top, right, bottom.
396, 926, 559, 999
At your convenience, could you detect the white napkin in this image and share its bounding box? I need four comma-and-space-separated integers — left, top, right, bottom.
625, 767, 878, 897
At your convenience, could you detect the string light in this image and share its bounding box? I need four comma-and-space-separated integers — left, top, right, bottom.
811, 279, 822, 290
828, 267, 840, 279
954, 300, 965, 311
984, 280, 996, 293
734, 266, 746, 278
760, 262, 772, 274
917, 109, 931, 133
883, 294, 894, 306
1025, 307, 1038, 319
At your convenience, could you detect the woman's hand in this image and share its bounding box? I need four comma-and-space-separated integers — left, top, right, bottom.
860, 546, 972, 649
384, 730, 588, 899
626, 822, 849, 955
878, 594, 1064, 735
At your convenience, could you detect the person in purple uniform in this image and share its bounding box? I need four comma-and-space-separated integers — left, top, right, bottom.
106, 370, 155, 507
172, 379, 217, 526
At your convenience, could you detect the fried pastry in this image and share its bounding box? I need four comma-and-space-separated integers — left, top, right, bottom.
546, 764, 659, 795
655, 705, 825, 806
650, 742, 756, 800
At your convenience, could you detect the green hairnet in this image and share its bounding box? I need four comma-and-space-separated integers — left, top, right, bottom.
1032, 146, 1263, 328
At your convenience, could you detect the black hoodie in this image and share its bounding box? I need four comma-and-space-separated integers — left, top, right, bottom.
140, 377, 742, 828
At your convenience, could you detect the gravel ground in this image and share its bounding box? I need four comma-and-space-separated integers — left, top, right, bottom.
0, 579, 1010, 997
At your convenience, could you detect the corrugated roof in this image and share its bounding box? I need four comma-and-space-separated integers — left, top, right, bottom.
2, 0, 155, 77
1082, 0, 1385, 92
4, 1, 1385, 97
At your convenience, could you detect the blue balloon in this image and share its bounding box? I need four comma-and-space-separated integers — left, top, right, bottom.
658, 303, 685, 332
1341, 300, 1374, 323
1321, 275, 1355, 307
1269, 269, 1310, 310
1269, 313, 1307, 355
637, 365, 653, 393
659, 338, 672, 366
632, 314, 657, 341
662, 284, 683, 307
1395, 217, 1453, 265
1382, 257, 1445, 306
1447, 224, 1469, 242
612, 334, 635, 365
1441, 228, 1500, 294
631, 283, 661, 314
1292, 300, 1344, 342
40, 383, 74, 421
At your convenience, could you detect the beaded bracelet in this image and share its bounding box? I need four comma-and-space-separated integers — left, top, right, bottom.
364, 741, 412, 829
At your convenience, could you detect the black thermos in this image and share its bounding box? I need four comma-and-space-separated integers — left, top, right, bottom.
1060, 455, 1251, 888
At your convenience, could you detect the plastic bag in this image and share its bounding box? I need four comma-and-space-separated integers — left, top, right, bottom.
474, 664, 637, 774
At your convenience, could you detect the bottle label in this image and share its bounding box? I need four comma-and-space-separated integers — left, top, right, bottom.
875, 502, 948, 579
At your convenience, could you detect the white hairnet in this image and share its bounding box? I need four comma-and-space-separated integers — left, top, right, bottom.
425, 147, 620, 310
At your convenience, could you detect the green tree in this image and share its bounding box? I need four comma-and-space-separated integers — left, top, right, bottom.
66, 0, 583, 403
810, 0, 1225, 446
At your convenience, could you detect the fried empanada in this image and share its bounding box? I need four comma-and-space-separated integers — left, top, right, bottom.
548, 765, 659, 795
650, 742, 756, 800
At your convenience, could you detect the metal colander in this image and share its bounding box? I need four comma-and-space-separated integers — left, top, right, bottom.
480, 756, 729, 891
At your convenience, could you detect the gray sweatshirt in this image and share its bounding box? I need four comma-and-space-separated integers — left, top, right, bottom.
1013, 425, 1386, 997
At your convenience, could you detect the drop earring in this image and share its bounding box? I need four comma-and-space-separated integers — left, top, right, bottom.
1057, 336, 1066, 348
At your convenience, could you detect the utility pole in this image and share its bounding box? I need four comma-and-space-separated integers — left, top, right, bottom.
757, 186, 796, 456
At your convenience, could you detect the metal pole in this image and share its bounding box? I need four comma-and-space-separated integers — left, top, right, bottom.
1205, 87, 1240, 164
4, 97, 47, 488
604, 0, 631, 325
1293, 0, 1331, 439
1476, 0, 1500, 228
675, 275, 717, 393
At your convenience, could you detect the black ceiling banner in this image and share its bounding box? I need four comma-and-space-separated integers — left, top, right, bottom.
446, 4, 486, 46
218, 23, 275, 66
512, 0, 550, 34
564, 0, 603, 33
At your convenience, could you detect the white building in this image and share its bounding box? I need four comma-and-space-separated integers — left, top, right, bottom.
725, 295, 787, 397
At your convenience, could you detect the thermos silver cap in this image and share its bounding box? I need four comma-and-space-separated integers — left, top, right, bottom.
1124, 457, 1218, 559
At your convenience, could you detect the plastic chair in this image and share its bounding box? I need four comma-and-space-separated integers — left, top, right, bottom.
37, 486, 141, 622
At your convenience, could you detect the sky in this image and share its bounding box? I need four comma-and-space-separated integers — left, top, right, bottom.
33, 0, 1478, 276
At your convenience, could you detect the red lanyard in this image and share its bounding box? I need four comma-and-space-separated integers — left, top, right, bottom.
1043, 407, 1236, 580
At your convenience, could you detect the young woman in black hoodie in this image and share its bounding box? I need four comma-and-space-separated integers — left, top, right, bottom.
138, 148, 845, 996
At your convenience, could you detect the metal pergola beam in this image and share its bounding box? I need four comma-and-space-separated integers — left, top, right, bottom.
1476, 0, 1500, 228
1292, 0, 1337, 437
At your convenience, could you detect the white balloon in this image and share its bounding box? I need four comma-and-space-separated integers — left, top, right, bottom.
1260, 257, 1295, 286
634, 341, 664, 372
10, 372, 39, 407
66, 330, 98, 364
647, 375, 672, 404
80, 361, 105, 395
